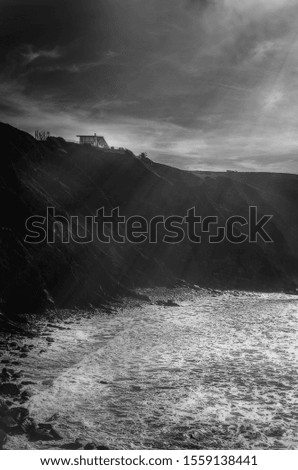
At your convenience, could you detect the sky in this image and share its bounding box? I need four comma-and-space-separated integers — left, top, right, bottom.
0, 0, 298, 172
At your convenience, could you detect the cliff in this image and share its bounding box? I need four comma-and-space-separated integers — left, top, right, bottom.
0, 123, 297, 317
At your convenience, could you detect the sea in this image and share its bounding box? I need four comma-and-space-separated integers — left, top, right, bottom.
2, 288, 298, 450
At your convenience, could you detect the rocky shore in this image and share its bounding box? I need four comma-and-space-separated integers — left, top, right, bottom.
0, 286, 204, 449
0, 291, 188, 450
0, 319, 111, 450
1, 287, 296, 450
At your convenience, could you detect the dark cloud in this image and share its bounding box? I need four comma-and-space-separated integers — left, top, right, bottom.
0, 0, 298, 172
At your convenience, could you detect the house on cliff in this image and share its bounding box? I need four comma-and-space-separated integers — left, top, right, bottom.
76, 133, 127, 153
77, 133, 109, 148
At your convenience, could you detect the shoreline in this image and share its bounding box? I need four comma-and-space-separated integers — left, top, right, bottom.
1, 288, 297, 450
0, 309, 115, 450
0, 287, 219, 449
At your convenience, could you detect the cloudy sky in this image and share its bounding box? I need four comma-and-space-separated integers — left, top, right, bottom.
1, 0, 298, 172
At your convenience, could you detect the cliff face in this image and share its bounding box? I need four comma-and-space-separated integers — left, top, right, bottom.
0, 122, 297, 316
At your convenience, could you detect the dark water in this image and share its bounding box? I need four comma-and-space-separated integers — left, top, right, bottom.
4, 289, 298, 449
